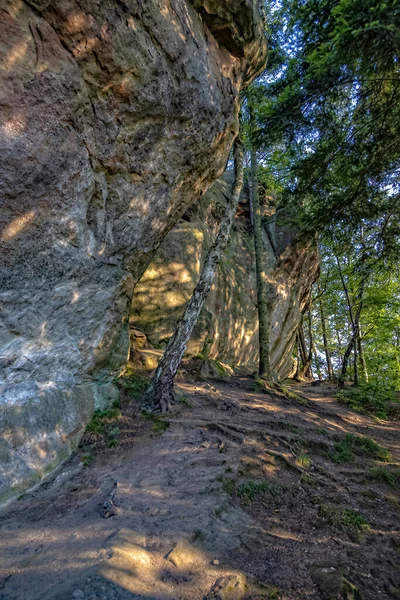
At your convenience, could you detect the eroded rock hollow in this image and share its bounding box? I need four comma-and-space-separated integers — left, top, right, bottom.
131, 172, 320, 380
0, 0, 267, 502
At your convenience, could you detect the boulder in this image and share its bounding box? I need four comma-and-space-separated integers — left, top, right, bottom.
311, 563, 361, 600
0, 0, 267, 503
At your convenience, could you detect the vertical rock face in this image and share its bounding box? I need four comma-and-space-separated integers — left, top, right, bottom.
0, 0, 266, 502
132, 173, 320, 378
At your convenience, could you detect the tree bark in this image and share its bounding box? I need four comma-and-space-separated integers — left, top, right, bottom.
335, 253, 359, 387
308, 310, 322, 380
339, 279, 365, 387
141, 136, 244, 412
250, 144, 272, 380
298, 319, 313, 379
318, 286, 333, 379
357, 328, 369, 382
294, 334, 301, 380
340, 334, 355, 383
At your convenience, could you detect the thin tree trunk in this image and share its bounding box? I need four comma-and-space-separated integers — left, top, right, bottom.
250, 144, 271, 380
341, 334, 355, 383
339, 284, 364, 386
318, 286, 333, 379
312, 339, 322, 380
308, 308, 322, 380
245, 152, 254, 227
357, 329, 369, 382
298, 321, 308, 366
336, 330, 342, 370
141, 137, 244, 411
298, 319, 313, 379
335, 253, 359, 386
294, 334, 301, 380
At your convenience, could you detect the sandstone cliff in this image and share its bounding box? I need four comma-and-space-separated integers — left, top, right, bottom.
0, 0, 266, 503
131, 172, 320, 379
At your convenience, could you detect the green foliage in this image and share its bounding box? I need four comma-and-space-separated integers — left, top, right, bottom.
117, 369, 150, 399
210, 359, 227, 375
218, 475, 236, 496
81, 453, 94, 468
107, 425, 120, 448
296, 454, 311, 468
369, 466, 399, 488
329, 433, 391, 464
250, 377, 267, 392
236, 480, 281, 503
86, 402, 121, 436
336, 384, 396, 419
218, 475, 282, 504
318, 504, 371, 536
178, 395, 193, 408
140, 409, 156, 420
151, 418, 169, 434
246, 0, 400, 392
307, 241, 400, 389
255, 0, 400, 238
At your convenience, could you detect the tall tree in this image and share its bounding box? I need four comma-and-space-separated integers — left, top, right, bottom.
141, 135, 244, 412
317, 285, 333, 380
249, 127, 272, 380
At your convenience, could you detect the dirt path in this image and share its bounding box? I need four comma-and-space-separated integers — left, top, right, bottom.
0, 378, 399, 600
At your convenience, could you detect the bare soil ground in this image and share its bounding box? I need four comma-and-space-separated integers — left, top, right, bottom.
0, 378, 399, 600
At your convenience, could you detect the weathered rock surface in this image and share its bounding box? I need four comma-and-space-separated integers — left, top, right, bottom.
131, 172, 319, 377
311, 563, 361, 600
0, 0, 266, 502
206, 574, 247, 600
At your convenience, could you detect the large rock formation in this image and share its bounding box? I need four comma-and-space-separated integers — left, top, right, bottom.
131, 173, 320, 378
0, 0, 266, 503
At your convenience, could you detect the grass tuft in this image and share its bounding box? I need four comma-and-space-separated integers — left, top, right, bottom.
329, 433, 391, 464
318, 504, 371, 536
86, 402, 121, 436
117, 370, 150, 399
336, 384, 396, 420
81, 453, 94, 468
152, 418, 169, 434
217, 475, 282, 504
369, 466, 399, 488
296, 454, 312, 468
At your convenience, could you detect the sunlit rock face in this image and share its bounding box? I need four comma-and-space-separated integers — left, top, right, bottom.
132, 173, 320, 379
0, 0, 266, 502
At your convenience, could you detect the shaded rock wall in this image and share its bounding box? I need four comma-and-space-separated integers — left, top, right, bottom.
0, 0, 266, 502
132, 173, 320, 378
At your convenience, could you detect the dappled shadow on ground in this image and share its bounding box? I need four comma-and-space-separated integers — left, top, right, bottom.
0, 377, 399, 600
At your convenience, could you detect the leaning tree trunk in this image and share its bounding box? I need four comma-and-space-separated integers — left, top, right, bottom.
141, 137, 244, 412
250, 146, 272, 380
340, 334, 355, 384
298, 318, 313, 379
